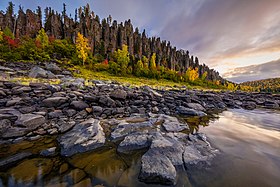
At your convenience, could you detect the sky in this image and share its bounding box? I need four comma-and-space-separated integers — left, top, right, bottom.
1, 0, 280, 83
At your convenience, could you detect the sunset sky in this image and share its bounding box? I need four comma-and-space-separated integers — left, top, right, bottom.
1, 0, 280, 83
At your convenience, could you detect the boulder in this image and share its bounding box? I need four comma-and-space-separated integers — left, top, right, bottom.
176, 106, 207, 116
15, 113, 45, 130
186, 103, 206, 111
0, 65, 14, 72
45, 63, 61, 74
139, 149, 176, 185
0, 152, 32, 168
70, 101, 89, 110
111, 121, 153, 141
40, 147, 57, 156
98, 96, 116, 107
42, 97, 68, 107
48, 110, 63, 119
29, 66, 56, 79
150, 135, 185, 165
158, 114, 189, 132
58, 118, 105, 156
117, 133, 151, 153
92, 106, 103, 116
110, 89, 127, 100
242, 102, 257, 110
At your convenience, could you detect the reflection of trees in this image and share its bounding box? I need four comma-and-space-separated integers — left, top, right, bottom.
184, 115, 220, 134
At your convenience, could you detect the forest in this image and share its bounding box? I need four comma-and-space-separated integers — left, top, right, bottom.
240, 78, 280, 93
0, 2, 278, 92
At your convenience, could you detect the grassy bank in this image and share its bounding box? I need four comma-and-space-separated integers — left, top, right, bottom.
71, 65, 225, 91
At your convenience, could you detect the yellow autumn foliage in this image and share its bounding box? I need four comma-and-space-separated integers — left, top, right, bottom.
76, 32, 91, 65
186, 67, 199, 82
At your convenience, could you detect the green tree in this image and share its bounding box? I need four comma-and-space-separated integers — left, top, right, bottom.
142, 55, 149, 69
201, 72, 208, 81
76, 32, 91, 66
114, 44, 130, 75
150, 53, 156, 70
134, 59, 144, 76
3, 26, 14, 39
36, 28, 49, 49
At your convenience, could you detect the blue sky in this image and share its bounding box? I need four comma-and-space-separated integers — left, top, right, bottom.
1, 0, 280, 82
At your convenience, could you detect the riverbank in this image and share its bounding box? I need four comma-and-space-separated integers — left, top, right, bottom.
0, 61, 279, 186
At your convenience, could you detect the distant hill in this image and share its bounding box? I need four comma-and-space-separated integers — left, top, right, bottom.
240, 77, 280, 93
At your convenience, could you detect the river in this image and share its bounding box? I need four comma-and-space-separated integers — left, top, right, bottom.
0, 109, 279, 187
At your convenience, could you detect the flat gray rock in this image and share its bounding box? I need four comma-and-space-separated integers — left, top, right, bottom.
29, 66, 56, 79
110, 89, 127, 100
139, 148, 176, 185
58, 118, 105, 156
15, 114, 45, 130
0, 65, 14, 72
0, 152, 32, 167
186, 103, 206, 111
176, 106, 207, 116
117, 133, 151, 153
42, 97, 68, 107
70, 101, 89, 110
111, 121, 153, 141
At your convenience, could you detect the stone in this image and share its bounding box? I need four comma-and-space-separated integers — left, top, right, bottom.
162, 122, 188, 132
42, 97, 68, 107
183, 145, 213, 168
58, 118, 105, 156
70, 101, 89, 110
186, 103, 206, 111
110, 89, 127, 100
98, 96, 116, 107
117, 133, 151, 154
45, 63, 61, 74
40, 147, 57, 156
65, 109, 77, 117
59, 163, 69, 174
48, 110, 63, 119
158, 114, 189, 132
73, 178, 92, 187
111, 121, 153, 141
29, 66, 56, 79
6, 98, 22, 107
139, 149, 176, 185
58, 121, 76, 133
11, 86, 32, 95
66, 168, 86, 184
9, 158, 53, 183
150, 135, 185, 165
19, 106, 36, 114
176, 106, 207, 116
0, 65, 14, 72
0, 119, 12, 135
142, 86, 162, 97
15, 113, 45, 129
0, 152, 32, 168
242, 102, 257, 110
92, 106, 103, 116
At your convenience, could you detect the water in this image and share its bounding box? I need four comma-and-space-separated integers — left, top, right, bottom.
195, 109, 280, 187
0, 109, 280, 187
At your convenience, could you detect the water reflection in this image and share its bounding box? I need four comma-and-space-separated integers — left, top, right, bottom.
195, 109, 280, 187
0, 109, 280, 187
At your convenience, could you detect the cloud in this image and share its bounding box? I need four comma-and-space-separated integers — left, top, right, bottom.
223, 59, 280, 83
2, 0, 280, 81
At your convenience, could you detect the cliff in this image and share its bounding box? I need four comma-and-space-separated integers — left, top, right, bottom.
0, 3, 224, 83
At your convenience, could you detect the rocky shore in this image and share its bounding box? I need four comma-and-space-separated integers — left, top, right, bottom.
0, 62, 279, 185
